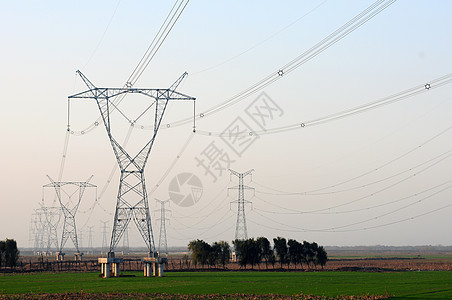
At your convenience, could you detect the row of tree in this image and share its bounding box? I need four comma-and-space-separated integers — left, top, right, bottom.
188, 240, 231, 268
188, 237, 327, 270
0, 239, 20, 268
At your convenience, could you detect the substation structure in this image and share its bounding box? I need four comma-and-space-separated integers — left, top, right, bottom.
43, 175, 96, 261
69, 71, 195, 277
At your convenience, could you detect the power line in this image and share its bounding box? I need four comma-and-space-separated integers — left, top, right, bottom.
255, 178, 452, 216
192, 0, 329, 75
83, 0, 122, 68
194, 74, 452, 137
163, 0, 398, 129
255, 146, 452, 198
253, 148, 452, 215
169, 210, 234, 240
249, 188, 452, 233
171, 205, 231, 231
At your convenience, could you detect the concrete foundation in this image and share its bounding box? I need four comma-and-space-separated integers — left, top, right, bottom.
55, 252, 65, 261
142, 254, 168, 277
74, 252, 83, 261
98, 253, 123, 278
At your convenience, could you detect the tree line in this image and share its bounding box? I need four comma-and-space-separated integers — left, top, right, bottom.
0, 239, 20, 269
188, 237, 327, 270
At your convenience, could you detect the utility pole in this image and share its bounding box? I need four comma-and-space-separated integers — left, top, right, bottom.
69, 70, 195, 257
229, 169, 254, 240
44, 176, 96, 260
156, 199, 171, 255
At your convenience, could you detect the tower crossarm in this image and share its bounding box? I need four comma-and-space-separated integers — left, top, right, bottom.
229, 169, 254, 178
69, 88, 195, 101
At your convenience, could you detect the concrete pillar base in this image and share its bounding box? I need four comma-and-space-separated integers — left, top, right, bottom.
55, 252, 65, 261
74, 252, 83, 261
98, 256, 123, 278
142, 255, 168, 277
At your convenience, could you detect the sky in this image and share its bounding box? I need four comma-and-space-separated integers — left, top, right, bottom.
1, 0, 452, 251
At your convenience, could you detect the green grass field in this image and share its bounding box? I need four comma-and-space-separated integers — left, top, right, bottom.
1, 271, 451, 299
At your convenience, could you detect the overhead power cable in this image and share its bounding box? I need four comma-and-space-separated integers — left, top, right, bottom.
195, 73, 452, 137
253, 121, 452, 196
127, 0, 190, 86
253, 148, 452, 214
255, 178, 452, 215
170, 182, 230, 219
248, 197, 452, 233
159, 0, 397, 129
249, 183, 452, 233
192, 0, 329, 75
148, 132, 195, 195
83, 0, 122, 68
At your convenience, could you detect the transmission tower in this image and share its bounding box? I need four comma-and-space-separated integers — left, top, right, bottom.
156, 199, 170, 255
87, 226, 94, 254
78, 230, 84, 251
69, 70, 195, 256
122, 226, 129, 254
229, 169, 254, 240
39, 206, 61, 253
44, 176, 96, 254
100, 220, 109, 254
30, 209, 44, 254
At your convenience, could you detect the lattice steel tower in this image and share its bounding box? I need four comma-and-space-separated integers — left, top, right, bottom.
100, 220, 109, 254
69, 71, 195, 256
39, 206, 60, 253
229, 169, 254, 240
122, 226, 129, 254
156, 199, 170, 255
44, 176, 96, 254
87, 226, 94, 254
30, 209, 44, 253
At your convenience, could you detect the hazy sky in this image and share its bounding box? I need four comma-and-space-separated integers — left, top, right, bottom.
1, 0, 452, 250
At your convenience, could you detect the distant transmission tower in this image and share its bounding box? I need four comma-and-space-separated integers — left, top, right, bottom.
40, 206, 61, 253
78, 230, 84, 251
69, 70, 195, 257
229, 169, 254, 240
87, 226, 94, 254
100, 221, 109, 254
156, 199, 171, 255
30, 209, 44, 254
44, 176, 96, 255
122, 226, 129, 254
